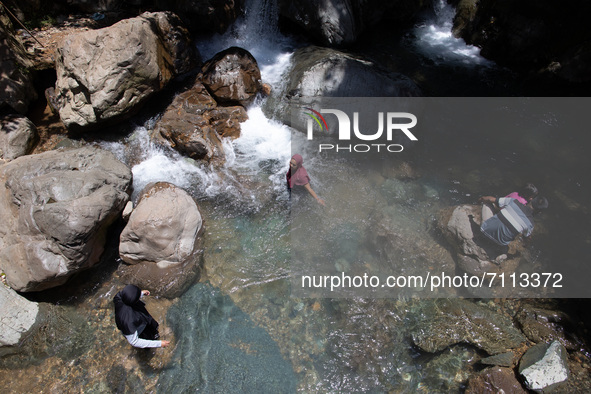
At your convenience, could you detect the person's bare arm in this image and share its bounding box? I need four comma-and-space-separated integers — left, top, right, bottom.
304, 183, 325, 206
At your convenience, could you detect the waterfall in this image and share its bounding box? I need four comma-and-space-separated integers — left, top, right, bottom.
98, 0, 294, 204
412, 0, 492, 66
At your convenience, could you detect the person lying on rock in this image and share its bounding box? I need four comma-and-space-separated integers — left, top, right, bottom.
473, 194, 548, 260
113, 284, 170, 348
286, 154, 325, 206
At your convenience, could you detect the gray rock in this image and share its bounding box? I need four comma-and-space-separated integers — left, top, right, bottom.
0, 115, 38, 161
0, 284, 39, 347
54, 12, 198, 130
437, 205, 522, 282
265, 46, 421, 128
519, 341, 570, 393
118, 182, 203, 297
411, 299, 526, 355
0, 146, 132, 292
285, 46, 421, 98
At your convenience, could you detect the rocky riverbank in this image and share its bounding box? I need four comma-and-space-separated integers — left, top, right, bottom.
1, 1, 591, 392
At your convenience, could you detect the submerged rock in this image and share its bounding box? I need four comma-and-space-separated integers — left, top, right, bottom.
519, 341, 570, 392
54, 11, 198, 131
118, 182, 203, 298
411, 299, 526, 355
0, 285, 39, 348
0, 115, 39, 161
0, 146, 132, 292
157, 283, 297, 392
466, 366, 527, 394
515, 304, 579, 351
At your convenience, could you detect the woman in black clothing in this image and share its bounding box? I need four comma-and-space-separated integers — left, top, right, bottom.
113, 284, 170, 348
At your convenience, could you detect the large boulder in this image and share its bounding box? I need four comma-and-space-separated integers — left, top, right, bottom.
0, 5, 37, 114
411, 299, 527, 355
437, 205, 521, 279
518, 341, 570, 392
0, 115, 38, 162
54, 11, 198, 131
154, 81, 247, 162
201, 47, 263, 107
118, 182, 203, 297
0, 284, 39, 348
264, 46, 421, 125
278, 0, 430, 46
285, 46, 421, 98
0, 146, 132, 292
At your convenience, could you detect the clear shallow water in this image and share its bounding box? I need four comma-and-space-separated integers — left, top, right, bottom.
2, 0, 591, 392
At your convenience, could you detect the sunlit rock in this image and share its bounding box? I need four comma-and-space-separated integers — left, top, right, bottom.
154, 82, 247, 163
519, 341, 570, 393
0, 285, 38, 348
54, 12, 198, 131
118, 182, 203, 297
0, 146, 132, 292
201, 46, 263, 107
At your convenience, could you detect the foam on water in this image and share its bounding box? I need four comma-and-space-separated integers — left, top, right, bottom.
413, 0, 492, 66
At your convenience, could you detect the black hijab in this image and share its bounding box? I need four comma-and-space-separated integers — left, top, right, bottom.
113, 284, 158, 336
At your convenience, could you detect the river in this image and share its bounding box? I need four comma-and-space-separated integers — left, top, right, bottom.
1, 0, 590, 392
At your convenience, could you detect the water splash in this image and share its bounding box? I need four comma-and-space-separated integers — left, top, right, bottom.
413, 0, 492, 66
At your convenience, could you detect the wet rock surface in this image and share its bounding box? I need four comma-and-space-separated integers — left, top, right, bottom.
466, 366, 527, 394
155, 80, 247, 162
0, 115, 39, 161
54, 11, 197, 131
0, 146, 132, 292
411, 299, 526, 355
515, 303, 579, 350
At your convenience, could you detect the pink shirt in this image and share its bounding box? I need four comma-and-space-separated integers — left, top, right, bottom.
505, 192, 527, 205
